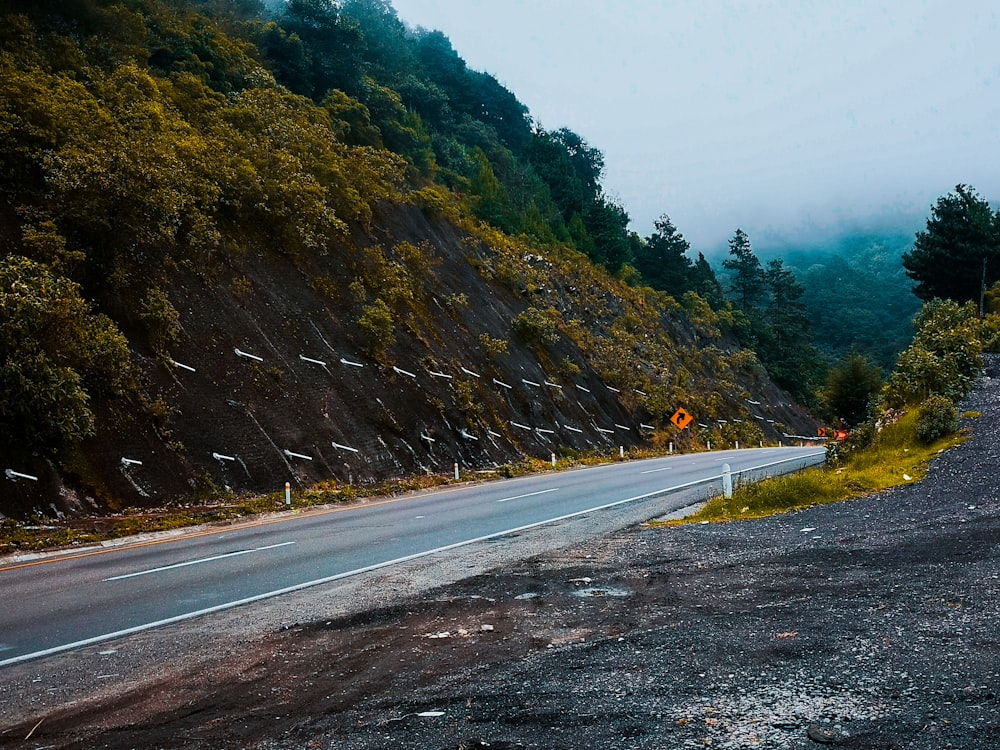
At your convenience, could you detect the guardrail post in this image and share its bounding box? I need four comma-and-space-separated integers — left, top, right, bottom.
722, 463, 733, 499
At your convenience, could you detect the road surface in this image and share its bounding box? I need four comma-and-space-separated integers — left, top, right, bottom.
0, 446, 823, 666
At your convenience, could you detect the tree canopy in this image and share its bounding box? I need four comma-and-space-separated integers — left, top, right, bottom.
722, 229, 766, 310
633, 214, 694, 299
902, 184, 1000, 306
0, 256, 130, 455
883, 298, 983, 406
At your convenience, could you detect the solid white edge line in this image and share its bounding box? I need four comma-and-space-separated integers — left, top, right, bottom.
0, 449, 824, 668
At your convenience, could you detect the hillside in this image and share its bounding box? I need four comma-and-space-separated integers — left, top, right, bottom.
0, 0, 818, 519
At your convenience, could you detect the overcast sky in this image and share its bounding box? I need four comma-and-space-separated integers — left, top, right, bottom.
389, 0, 1000, 254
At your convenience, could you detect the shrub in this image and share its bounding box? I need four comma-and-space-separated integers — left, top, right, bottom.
915, 395, 958, 444
0, 256, 130, 454
478, 333, 509, 359
513, 306, 561, 345
826, 420, 875, 466
357, 298, 394, 355
982, 312, 1000, 353
139, 286, 181, 354
883, 299, 982, 406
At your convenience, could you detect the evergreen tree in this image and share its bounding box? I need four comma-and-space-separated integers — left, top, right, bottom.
902, 184, 1000, 306
753, 258, 826, 405
722, 228, 766, 309
633, 214, 693, 298
582, 196, 632, 274
691, 252, 724, 307
825, 353, 882, 425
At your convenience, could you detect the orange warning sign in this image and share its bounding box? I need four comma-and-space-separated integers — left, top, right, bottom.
670, 408, 693, 430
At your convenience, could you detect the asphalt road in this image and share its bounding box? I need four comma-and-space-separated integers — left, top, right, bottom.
0, 446, 823, 667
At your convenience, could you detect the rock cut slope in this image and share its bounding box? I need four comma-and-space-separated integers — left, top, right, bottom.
5, 197, 816, 515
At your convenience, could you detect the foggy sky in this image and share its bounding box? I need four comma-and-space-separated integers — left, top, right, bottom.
389, 0, 1000, 253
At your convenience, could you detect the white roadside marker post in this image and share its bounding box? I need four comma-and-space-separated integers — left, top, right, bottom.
4, 469, 38, 482
722, 463, 733, 499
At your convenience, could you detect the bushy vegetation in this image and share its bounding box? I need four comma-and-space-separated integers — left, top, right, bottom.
883, 299, 983, 407
678, 408, 965, 524
0, 255, 130, 456
915, 394, 959, 444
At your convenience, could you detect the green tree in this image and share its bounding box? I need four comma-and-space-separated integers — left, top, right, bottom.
796, 243, 921, 370
0, 256, 130, 454
633, 214, 693, 298
825, 353, 882, 425
550, 127, 604, 197
722, 228, 766, 309
753, 258, 826, 404
468, 147, 517, 232
582, 196, 632, 274
525, 127, 593, 221
690, 252, 723, 307
883, 298, 983, 406
277, 0, 365, 98
902, 184, 1000, 306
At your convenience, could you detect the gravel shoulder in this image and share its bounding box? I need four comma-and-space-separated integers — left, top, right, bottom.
2, 361, 1000, 749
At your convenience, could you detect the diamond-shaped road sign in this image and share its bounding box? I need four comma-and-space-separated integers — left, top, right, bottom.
670, 408, 693, 430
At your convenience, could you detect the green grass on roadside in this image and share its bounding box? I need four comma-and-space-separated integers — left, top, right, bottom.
666, 410, 967, 525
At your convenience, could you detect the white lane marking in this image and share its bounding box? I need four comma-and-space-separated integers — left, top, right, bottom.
641, 466, 672, 474
497, 488, 560, 503
103, 542, 296, 581
2, 449, 826, 668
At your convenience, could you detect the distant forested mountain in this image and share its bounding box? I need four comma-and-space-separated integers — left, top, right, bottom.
783, 234, 922, 371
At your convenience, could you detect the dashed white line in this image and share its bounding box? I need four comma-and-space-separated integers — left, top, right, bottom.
497, 488, 560, 503
103, 542, 296, 581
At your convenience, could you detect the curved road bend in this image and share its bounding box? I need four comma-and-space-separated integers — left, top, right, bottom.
0, 446, 824, 666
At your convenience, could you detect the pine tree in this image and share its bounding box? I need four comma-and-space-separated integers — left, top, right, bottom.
902, 184, 1000, 306
634, 214, 693, 298
722, 228, 766, 309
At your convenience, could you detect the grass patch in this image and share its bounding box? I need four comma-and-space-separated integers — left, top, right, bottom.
669, 410, 967, 525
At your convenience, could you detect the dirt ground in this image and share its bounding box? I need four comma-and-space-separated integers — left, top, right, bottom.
2, 369, 1000, 749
